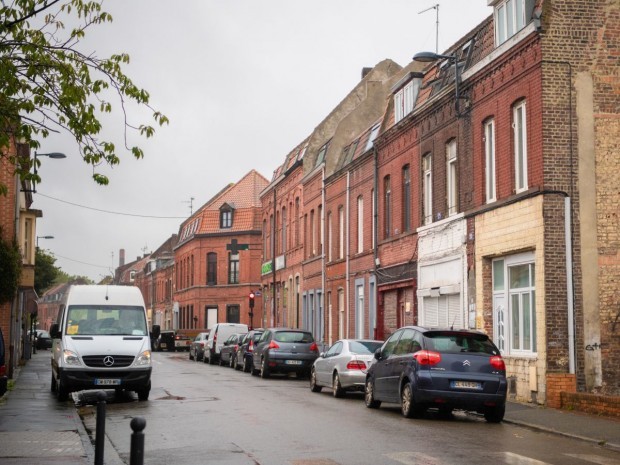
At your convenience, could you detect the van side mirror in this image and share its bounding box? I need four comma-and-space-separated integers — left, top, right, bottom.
151, 325, 161, 339
374, 348, 381, 360
50, 324, 61, 339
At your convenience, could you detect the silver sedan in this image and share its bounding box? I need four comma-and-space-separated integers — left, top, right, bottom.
310, 339, 383, 398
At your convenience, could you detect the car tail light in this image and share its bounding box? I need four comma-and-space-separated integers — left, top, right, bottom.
175, 335, 180, 340
234, 344, 239, 350
268, 341, 280, 350
490, 355, 506, 371
413, 350, 442, 366
0, 365, 5, 377
346, 360, 366, 370
248, 340, 254, 353
199, 342, 204, 347
309, 342, 318, 353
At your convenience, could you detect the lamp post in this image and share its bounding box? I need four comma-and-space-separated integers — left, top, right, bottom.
413, 51, 464, 117
29, 151, 67, 193
36, 235, 54, 248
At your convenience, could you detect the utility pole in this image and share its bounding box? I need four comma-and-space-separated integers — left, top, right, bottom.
182, 197, 195, 216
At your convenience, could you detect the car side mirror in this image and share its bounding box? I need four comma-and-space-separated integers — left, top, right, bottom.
319, 352, 325, 358
374, 348, 381, 360
50, 324, 61, 339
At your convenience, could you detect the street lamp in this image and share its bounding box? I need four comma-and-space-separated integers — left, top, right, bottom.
413, 51, 464, 117
27, 151, 67, 193
36, 235, 54, 248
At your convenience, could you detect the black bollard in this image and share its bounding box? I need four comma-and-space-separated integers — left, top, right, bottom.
129, 417, 147, 465
94, 391, 107, 465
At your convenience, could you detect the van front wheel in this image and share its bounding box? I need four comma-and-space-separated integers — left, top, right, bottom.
137, 383, 150, 401
56, 377, 69, 401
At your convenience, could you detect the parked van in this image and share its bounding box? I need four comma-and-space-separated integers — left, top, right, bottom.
203, 323, 248, 365
49, 285, 152, 401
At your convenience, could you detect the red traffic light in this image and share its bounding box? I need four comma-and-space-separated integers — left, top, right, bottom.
249, 292, 255, 299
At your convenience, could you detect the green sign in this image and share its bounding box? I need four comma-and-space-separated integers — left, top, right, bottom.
261, 260, 273, 275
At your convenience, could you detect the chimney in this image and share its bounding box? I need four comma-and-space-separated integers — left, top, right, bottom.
361, 67, 372, 79
119, 249, 125, 267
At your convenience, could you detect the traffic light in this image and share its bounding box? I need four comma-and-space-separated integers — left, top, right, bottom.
249, 292, 255, 309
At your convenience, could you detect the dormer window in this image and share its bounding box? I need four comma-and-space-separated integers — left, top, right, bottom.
129, 270, 136, 282
220, 204, 234, 228
392, 72, 424, 124
492, 0, 534, 46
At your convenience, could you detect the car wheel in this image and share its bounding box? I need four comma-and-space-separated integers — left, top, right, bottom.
310, 368, 322, 393
484, 404, 505, 423
218, 355, 224, 366
260, 359, 270, 378
209, 350, 216, 365
401, 382, 424, 418
244, 357, 252, 373
50, 373, 57, 393
234, 354, 241, 371
230, 354, 236, 369
365, 379, 380, 409
332, 372, 345, 398
189, 351, 194, 361
56, 377, 69, 402
137, 382, 151, 401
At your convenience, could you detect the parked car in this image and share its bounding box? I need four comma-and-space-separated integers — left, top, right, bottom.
364, 326, 507, 422
203, 323, 248, 364
189, 331, 210, 361
35, 330, 52, 350
235, 329, 264, 372
0, 326, 6, 397
219, 332, 246, 367
251, 328, 319, 378
310, 339, 383, 397
156, 331, 191, 352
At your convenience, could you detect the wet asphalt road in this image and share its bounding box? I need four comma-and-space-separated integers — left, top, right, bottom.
77, 352, 620, 465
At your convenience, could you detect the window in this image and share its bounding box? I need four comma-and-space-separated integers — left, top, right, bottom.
513, 100, 528, 192
338, 206, 344, 260
365, 124, 381, 151
262, 219, 267, 258
295, 197, 300, 246
356, 284, 365, 338
357, 196, 364, 253
402, 165, 411, 232
220, 208, 233, 228
446, 140, 458, 216
310, 209, 316, 256
484, 119, 497, 202
129, 270, 136, 282
394, 79, 421, 123
492, 253, 536, 354
495, 0, 528, 46
315, 141, 330, 166
207, 253, 217, 285
327, 211, 333, 262
281, 207, 287, 254
318, 204, 323, 254
226, 305, 240, 323
371, 189, 375, 249
228, 253, 239, 284
423, 154, 433, 225
384, 176, 392, 238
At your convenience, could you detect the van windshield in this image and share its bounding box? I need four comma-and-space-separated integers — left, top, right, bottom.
66, 305, 147, 336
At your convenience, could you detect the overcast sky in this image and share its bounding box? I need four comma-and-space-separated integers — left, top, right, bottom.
33, 0, 491, 282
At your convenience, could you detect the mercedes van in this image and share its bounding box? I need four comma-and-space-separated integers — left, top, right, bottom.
50, 285, 152, 401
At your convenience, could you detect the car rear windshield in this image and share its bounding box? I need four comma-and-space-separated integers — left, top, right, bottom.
274, 331, 314, 343
423, 331, 499, 355
349, 341, 383, 354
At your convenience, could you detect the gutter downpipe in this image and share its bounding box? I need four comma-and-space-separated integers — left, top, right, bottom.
346, 171, 351, 338
372, 146, 379, 339
321, 165, 326, 345
565, 196, 575, 374
272, 187, 277, 327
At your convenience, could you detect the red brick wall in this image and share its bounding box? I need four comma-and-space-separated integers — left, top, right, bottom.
546, 373, 577, 408
561, 391, 620, 420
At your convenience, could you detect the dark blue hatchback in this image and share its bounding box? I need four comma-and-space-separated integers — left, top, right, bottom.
365, 326, 507, 422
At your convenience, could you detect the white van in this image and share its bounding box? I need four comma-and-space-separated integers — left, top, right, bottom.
203, 323, 248, 365
50, 285, 152, 401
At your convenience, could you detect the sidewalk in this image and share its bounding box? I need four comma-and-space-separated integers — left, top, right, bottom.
1, 352, 619, 465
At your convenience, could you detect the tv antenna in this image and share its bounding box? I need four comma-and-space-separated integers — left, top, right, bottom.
419, 3, 440, 54
182, 197, 195, 216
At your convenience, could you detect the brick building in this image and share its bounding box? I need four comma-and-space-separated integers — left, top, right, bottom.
175, 170, 268, 331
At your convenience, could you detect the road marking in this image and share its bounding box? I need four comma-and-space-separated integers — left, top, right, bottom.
503, 452, 551, 465
386, 451, 442, 465
565, 454, 620, 465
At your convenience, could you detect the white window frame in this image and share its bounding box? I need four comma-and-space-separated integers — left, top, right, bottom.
365, 124, 381, 151
371, 189, 376, 249
495, 0, 527, 46
356, 284, 365, 339
394, 80, 420, 123
423, 154, 433, 225
446, 140, 457, 216
327, 212, 333, 262
357, 196, 364, 254
492, 252, 536, 356
513, 100, 528, 193
338, 206, 344, 260
484, 119, 497, 203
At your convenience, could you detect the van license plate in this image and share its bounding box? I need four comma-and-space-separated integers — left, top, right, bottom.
451, 380, 481, 390
95, 379, 121, 386
285, 360, 302, 365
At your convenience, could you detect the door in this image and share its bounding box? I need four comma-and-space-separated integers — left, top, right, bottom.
373, 330, 402, 400
389, 328, 415, 401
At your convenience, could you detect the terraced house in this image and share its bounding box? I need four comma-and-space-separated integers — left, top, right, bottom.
257, 0, 619, 406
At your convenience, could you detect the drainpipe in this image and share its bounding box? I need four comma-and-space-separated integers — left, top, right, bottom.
346, 171, 351, 338
372, 146, 379, 338
565, 197, 575, 374
272, 188, 277, 327
321, 166, 326, 344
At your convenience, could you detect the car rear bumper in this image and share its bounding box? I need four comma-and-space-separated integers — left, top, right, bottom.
338, 370, 368, 390
414, 388, 506, 410
267, 354, 318, 373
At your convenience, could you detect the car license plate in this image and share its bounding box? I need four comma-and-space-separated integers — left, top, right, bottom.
451, 380, 482, 390
95, 379, 121, 386
161, 343, 167, 348
285, 360, 302, 365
